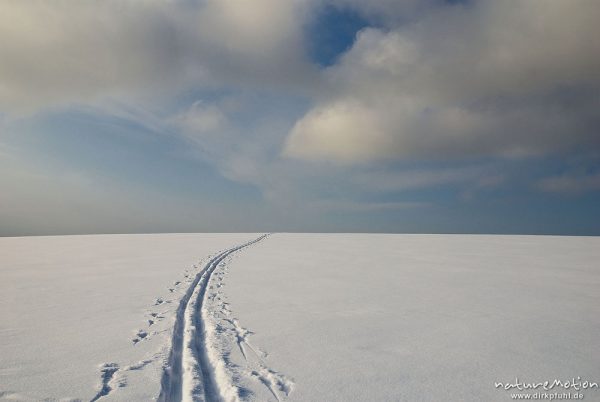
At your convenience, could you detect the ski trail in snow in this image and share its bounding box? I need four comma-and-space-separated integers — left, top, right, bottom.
204, 240, 294, 402
158, 234, 269, 402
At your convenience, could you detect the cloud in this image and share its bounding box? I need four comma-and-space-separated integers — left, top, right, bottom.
0, 143, 281, 235
172, 101, 228, 138
2, 0, 599, 236
169, 95, 274, 185
0, 0, 314, 114
283, 98, 390, 163
284, 1, 600, 164
537, 173, 600, 195
311, 199, 429, 212
352, 166, 495, 192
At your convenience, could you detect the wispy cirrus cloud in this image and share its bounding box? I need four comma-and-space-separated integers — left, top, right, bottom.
537, 173, 600, 196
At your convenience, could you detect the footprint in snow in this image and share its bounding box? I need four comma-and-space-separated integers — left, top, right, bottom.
132, 330, 148, 345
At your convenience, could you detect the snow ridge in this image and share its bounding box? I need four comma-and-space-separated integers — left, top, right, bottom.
158, 234, 269, 402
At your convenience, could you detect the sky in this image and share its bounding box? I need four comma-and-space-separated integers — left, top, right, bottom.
0, 0, 599, 236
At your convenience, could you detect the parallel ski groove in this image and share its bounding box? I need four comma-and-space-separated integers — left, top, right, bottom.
159, 234, 269, 402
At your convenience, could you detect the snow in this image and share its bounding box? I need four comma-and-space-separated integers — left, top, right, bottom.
1, 233, 599, 401
0, 234, 258, 401
225, 234, 600, 401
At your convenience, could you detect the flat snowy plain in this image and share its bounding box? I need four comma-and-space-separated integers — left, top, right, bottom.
1, 233, 599, 401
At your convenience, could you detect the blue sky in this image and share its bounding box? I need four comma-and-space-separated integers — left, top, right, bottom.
1, 0, 599, 236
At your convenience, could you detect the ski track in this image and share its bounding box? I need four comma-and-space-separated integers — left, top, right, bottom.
88, 233, 289, 402
158, 234, 270, 402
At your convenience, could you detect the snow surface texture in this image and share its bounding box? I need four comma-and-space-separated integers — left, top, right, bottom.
1, 233, 600, 401
0, 234, 260, 401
